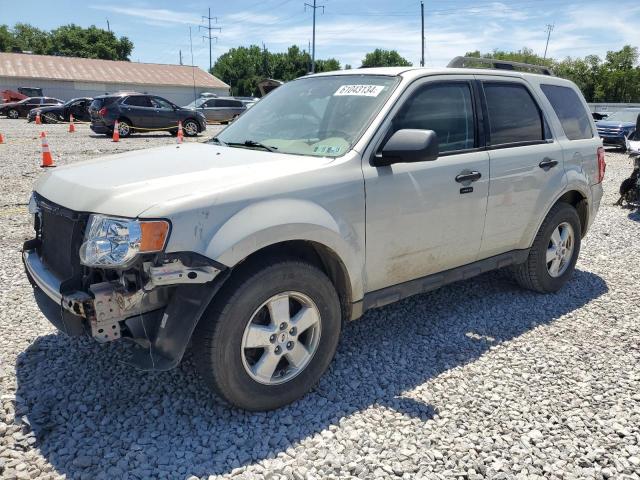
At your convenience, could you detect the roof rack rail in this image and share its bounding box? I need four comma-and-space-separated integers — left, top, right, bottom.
447, 56, 554, 76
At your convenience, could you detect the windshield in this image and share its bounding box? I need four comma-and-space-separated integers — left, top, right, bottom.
216, 75, 399, 157
605, 110, 640, 123
186, 98, 207, 108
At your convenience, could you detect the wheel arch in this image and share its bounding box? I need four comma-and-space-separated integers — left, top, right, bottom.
527, 188, 589, 248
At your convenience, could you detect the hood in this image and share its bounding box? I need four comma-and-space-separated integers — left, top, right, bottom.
0, 101, 21, 109
596, 120, 636, 128
35, 143, 332, 217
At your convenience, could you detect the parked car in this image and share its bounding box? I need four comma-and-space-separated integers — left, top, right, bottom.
595, 107, 640, 149
88, 93, 207, 137
23, 59, 604, 411
185, 97, 246, 123
1, 87, 43, 104
0, 96, 62, 119
591, 112, 608, 121
27, 97, 93, 123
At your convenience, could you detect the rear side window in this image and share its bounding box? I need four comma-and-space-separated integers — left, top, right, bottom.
483, 83, 545, 146
215, 99, 242, 108
123, 96, 152, 107
394, 82, 476, 153
540, 84, 593, 140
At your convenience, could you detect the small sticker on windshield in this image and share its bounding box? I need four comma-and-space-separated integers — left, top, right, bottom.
334, 85, 385, 97
313, 145, 342, 155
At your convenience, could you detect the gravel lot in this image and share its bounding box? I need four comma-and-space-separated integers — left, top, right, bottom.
1, 118, 639, 480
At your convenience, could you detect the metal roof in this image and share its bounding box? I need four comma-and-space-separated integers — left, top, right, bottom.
0, 52, 229, 89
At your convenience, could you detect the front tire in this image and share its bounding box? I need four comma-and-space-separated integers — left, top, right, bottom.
512, 202, 581, 293
7, 109, 19, 119
117, 119, 132, 137
192, 258, 341, 411
183, 119, 199, 137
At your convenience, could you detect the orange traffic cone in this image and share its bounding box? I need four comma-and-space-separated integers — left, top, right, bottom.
35, 112, 42, 125
40, 132, 55, 168
68, 114, 76, 133
0, 132, 4, 144
176, 121, 184, 144
112, 120, 120, 142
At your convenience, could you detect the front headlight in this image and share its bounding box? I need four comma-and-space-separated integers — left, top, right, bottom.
79, 215, 170, 268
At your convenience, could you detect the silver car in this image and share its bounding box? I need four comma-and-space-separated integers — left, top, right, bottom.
185, 97, 246, 123
23, 58, 604, 411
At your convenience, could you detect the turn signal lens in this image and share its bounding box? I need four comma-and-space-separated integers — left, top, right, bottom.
140, 221, 170, 252
597, 146, 606, 183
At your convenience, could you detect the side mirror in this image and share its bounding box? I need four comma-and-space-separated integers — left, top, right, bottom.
373, 129, 439, 167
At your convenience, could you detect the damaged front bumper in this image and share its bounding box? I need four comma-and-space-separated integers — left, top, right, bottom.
23, 248, 229, 371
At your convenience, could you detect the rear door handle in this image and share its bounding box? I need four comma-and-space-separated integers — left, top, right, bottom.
455, 171, 482, 183
539, 158, 558, 170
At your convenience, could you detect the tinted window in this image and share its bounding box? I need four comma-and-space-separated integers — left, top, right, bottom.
484, 83, 544, 145
215, 99, 242, 108
394, 82, 475, 153
26, 98, 41, 105
151, 97, 173, 109
203, 100, 217, 107
43, 98, 60, 103
123, 96, 152, 107
541, 84, 593, 140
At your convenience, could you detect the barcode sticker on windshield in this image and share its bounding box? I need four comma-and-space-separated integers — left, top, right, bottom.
334, 85, 385, 97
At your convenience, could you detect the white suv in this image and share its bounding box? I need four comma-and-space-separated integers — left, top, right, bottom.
23, 58, 604, 410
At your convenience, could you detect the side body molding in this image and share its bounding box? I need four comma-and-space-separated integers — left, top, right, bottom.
205, 198, 365, 302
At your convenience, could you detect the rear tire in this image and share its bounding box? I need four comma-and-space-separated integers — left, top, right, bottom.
512, 202, 581, 293
7, 109, 19, 119
192, 258, 341, 411
117, 119, 132, 138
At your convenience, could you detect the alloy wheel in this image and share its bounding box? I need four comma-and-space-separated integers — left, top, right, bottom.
241, 291, 322, 385
546, 222, 575, 277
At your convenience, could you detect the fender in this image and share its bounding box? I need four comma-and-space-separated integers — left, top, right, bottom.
521, 170, 591, 249
204, 198, 365, 302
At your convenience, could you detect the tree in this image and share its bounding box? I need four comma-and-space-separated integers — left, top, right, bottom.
0, 23, 133, 60
212, 44, 341, 96
361, 49, 412, 68
0, 25, 12, 52
12, 23, 50, 54
49, 24, 133, 60
463, 45, 640, 102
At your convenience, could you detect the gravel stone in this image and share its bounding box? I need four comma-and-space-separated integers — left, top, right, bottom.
0, 120, 639, 478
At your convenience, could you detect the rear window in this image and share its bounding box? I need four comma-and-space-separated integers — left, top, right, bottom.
90, 97, 117, 110
541, 84, 593, 140
484, 82, 545, 146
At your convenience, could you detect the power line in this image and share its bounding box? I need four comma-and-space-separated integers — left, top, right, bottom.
200, 7, 221, 72
304, 0, 325, 73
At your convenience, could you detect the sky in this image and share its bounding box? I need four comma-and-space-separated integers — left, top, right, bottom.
1, 0, 640, 72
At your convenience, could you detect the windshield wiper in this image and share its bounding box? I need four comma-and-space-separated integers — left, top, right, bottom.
225, 140, 278, 152
210, 136, 227, 146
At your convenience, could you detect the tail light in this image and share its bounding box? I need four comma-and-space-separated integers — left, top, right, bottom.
98, 107, 107, 116
596, 146, 606, 183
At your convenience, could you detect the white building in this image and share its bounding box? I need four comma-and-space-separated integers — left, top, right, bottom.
0, 52, 230, 106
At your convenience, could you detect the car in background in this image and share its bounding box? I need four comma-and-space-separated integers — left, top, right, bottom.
27, 97, 93, 123
185, 97, 246, 123
1, 87, 44, 103
591, 112, 608, 121
235, 96, 259, 109
596, 107, 640, 149
89, 93, 207, 138
0, 97, 63, 119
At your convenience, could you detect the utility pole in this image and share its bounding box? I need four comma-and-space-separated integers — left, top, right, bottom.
420, 1, 425, 67
179, 50, 183, 65
304, 0, 325, 73
543, 23, 554, 60
106, 19, 110, 33
200, 7, 221, 72
189, 27, 197, 104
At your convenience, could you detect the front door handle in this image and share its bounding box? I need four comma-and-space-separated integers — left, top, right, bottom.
455, 171, 482, 183
539, 158, 558, 170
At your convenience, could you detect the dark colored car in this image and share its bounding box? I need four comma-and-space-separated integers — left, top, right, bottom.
27, 97, 93, 123
0, 97, 63, 119
89, 93, 207, 138
596, 108, 640, 149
